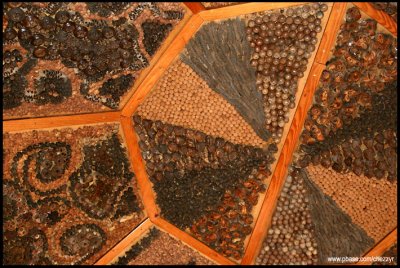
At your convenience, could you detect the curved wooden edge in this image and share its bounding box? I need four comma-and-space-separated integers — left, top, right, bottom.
183, 2, 205, 14
2, 111, 121, 132
315, 2, 347, 65
199, 2, 308, 21
152, 217, 236, 265
118, 3, 194, 109
241, 62, 326, 265
356, 228, 397, 265
94, 218, 153, 265
352, 2, 397, 37
121, 14, 204, 117
120, 116, 159, 220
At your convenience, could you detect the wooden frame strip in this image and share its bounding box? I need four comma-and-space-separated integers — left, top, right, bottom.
120, 116, 159, 219
121, 14, 204, 117
315, 2, 347, 65
356, 228, 397, 265
199, 2, 307, 21
241, 62, 326, 265
152, 217, 236, 265
3, 111, 120, 132
183, 2, 206, 14
352, 2, 397, 36
118, 3, 194, 109
94, 218, 153, 265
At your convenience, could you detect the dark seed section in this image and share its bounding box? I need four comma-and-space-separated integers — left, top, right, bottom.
133, 114, 277, 260
245, 3, 328, 143
296, 7, 397, 181
3, 2, 184, 116
190, 169, 269, 260
134, 114, 275, 228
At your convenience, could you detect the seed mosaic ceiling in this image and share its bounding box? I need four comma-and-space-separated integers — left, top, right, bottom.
3, 2, 397, 266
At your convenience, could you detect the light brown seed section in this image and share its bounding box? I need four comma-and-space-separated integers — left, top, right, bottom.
128, 231, 214, 265
306, 165, 397, 242
137, 60, 267, 148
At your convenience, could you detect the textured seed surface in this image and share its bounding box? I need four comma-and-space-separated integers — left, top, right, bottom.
137, 60, 267, 148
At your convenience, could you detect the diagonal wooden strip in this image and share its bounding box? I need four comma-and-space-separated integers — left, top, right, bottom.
315, 2, 348, 65
241, 62, 325, 265
120, 116, 159, 220
121, 14, 204, 117
356, 228, 397, 265
183, 2, 206, 14
94, 218, 153, 265
352, 2, 397, 36
118, 3, 193, 109
199, 2, 308, 21
152, 217, 236, 265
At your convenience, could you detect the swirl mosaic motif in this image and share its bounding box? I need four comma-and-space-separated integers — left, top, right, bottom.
3, 2, 185, 118
3, 124, 144, 265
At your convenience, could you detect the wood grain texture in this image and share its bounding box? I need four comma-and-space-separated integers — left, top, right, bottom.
120, 116, 159, 219
183, 2, 205, 14
3, 111, 120, 132
118, 3, 193, 109
352, 2, 397, 36
121, 14, 204, 117
315, 2, 347, 65
241, 62, 326, 265
199, 2, 308, 21
152, 217, 236, 265
94, 218, 153, 265
356, 228, 397, 265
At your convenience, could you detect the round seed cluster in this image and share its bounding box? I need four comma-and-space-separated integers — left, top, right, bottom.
246, 3, 328, 143
255, 169, 318, 265
3, 2, 185, 113
299, 7, 397, 180
137, 60, 267, 148
306, 165, 397, 242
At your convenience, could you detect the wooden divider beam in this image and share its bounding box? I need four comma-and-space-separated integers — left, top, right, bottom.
241, 62, 325, 264
94, 218, 153, 265
199, 2, 307, 21
356, 228, 397, 265
352, 2, 397, 36
118, 4, 193, 109
120, 116, 159, 219
152, 217, 236, 265
121, 14, 204, 117
3, 111, 120, 132
315, 2, 347, 65
183, 2, 206, 14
